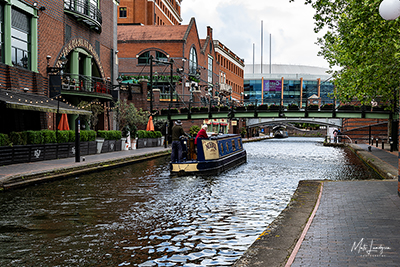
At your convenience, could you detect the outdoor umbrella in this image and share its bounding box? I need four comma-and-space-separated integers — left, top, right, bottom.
58, 113, 70, 131
146, 116, 154, 131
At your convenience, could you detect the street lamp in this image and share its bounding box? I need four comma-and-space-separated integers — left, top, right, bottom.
379, 0, 400, 20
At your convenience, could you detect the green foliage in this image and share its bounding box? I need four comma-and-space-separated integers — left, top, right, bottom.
26, 130, 44, 144
240, 127, 247, 136
136, 130, 161, 139
42, 130, 57, 144
0, 133, 10, 146
80, 130, 89, 142
290, 0, 399, 109
78, 99, 102, 130
190, 125, 201, 136
97, 130, 122, 140
57, 131, 69, 143
87, 130, 96, 141
115, 100, 149, 137
67, 130, 75, 142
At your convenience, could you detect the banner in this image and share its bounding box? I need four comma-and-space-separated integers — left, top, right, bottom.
264, 80, 282, 92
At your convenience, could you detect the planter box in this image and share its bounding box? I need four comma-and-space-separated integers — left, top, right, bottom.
0, 141, 97, 166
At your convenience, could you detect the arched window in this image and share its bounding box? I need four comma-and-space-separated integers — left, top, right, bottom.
156, 51, 168, 62
189, 47, 197, 75
138, 51, 150, 65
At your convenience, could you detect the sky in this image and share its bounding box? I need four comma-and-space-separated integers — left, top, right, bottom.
181, 0, 330, 69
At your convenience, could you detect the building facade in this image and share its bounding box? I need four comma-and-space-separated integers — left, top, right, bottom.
118, 0, 182, 26
0, 0, 119, 134
244, 64, 334, 107
214, 40, 245, 104
117, 17, 245, 134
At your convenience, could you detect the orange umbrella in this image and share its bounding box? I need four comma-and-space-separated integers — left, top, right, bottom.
146, 116, 154, 131
58, 113, 70, 131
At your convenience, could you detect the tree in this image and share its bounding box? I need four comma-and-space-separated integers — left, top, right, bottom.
290, 0, 400, 109
78, 99, 103, 130
115, 100, 149, 138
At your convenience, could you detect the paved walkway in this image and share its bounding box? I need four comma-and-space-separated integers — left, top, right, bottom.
0, 146, 170, 188
291, 180, 400, 266
289, 143, 400, 266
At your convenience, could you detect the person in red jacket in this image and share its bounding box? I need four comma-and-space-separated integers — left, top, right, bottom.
195, 124, 209, 145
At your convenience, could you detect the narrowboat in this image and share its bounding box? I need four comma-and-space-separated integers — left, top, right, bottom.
170, 134, 247, 176
273, 125, 288, 138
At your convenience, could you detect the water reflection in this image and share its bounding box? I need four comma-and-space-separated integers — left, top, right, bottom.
0, 138, 380, 266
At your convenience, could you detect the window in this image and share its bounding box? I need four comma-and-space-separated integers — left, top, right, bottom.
189, 47, 197, 75
11, 8, 30, 69
156, 51, 168, 62
208, 56, 213, 84
119, 7, 127, 18
138, 51, 150, 65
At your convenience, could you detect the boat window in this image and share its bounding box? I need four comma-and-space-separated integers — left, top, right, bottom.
238, 139, 242, 149
226, 143, 229, 153
232, 140, 236, 151
220, 143, 224, 154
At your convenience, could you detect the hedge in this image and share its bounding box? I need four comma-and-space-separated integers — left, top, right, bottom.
137, 130, 162, 139
0, 133, 9, 146
97, 130, 122, 140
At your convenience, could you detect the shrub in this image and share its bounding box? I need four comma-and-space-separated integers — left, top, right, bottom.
42, 130, 57, 144
155, 131, 162, 138
80, 130, 89, 142
0, 133, 10, 146
26, 130, 44, 144
57, 130, 69, 143
97, 130, 107, 139
68, 130, 75, 142
137, 130, 145, 139
87, 130, 96, 141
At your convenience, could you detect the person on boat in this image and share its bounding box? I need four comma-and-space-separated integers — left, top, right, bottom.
195, 124, 208, 145
171, 120, 188, 162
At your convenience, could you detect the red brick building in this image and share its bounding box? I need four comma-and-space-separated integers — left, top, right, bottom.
0, 0, 119, 134
214, 40, 245, 104
118, 0, 182, 26
117, 17, 245, 133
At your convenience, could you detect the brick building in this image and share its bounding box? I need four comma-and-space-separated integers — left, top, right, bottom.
0, 0, 119, 134
118, 0, 182, 26
117, 17, 245, 134
214, 40, 245, 104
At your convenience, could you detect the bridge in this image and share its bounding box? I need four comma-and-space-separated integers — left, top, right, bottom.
155, 109, 395, 126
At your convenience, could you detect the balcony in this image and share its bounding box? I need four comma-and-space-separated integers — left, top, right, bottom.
64, 0, 102, 33
61, 74, 113, 101
219, 83, 232, 96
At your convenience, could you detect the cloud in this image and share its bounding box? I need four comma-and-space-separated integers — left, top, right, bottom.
181, 0, 329, 68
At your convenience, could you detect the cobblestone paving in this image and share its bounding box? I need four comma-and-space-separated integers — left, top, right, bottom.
292, 180, 400, 267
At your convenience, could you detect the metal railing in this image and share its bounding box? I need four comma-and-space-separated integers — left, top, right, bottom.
61, 74, 111, 95
64, 0, 102, 26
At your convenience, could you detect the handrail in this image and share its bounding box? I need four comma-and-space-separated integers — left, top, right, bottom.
64, 0, 102, 29
61, 73, 111, 95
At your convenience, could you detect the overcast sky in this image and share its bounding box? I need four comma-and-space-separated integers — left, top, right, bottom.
181, 0, 329, 69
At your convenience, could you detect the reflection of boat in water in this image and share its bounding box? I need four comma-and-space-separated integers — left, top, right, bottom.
273, 126, 288, 138
170, 134, 247, 176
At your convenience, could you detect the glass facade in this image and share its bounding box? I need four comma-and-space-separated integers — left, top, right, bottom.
244, 78, 334, 107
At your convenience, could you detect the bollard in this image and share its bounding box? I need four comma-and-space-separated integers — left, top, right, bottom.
390, 141, 394, 152
382, 141, 384, 149
355, 140, 357, 144
368, 146, 372, 152
376, 138, 378, 147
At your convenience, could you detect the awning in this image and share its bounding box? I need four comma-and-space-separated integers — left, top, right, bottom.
0, 89, 91, 115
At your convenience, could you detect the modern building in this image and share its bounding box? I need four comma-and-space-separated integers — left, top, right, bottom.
118, 0, 182, 26
244, 64, 334, 107
0, 0, 120, 134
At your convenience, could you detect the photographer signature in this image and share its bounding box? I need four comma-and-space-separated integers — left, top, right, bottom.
351, 238, 391, 257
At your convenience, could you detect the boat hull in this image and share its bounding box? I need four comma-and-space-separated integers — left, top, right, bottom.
170, 150, 247, 176
170, 134, 247, 176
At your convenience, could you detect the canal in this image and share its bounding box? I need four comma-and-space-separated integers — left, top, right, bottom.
0, 137, 380, 266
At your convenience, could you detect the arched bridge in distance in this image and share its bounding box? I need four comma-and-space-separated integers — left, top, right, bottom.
154, 108, 396, 128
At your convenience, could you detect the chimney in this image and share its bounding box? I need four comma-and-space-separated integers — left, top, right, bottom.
207, 26, 213, 39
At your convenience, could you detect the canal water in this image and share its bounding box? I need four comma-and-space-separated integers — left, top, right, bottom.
0, 137, 380, 266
